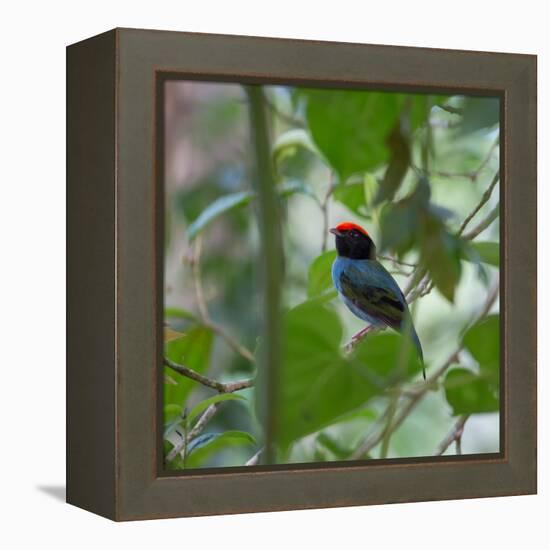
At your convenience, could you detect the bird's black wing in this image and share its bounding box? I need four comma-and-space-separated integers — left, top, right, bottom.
339, 269, 406, 331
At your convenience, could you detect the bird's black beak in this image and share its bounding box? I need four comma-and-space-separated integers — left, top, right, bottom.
329, 227, 342, 237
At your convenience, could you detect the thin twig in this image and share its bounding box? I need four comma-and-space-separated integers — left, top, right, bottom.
164, 357, 254, 393
429, 137, 499, 183
436, 414, 470, 456
474, 137, 500, 178
207, 321, 256, 363
462, 205, 499, 240
457, 171, 499, 236
439, 104, 464, 115
264, 93, 305, 128
379, 391, 399, 459
378, 255, 417, 268
192, 237, 209, 322
389, 267, 414, 277
351, 349, 459, 459
190, 238, 255, 363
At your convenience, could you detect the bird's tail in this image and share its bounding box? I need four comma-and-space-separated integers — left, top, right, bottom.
410, 327, 425, 380
402, 319, 425, 379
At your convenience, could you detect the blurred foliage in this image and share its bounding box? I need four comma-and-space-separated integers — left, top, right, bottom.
163, 81, 500, 469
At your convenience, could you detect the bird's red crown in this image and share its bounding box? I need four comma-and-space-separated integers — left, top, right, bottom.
334, 222, 369, 237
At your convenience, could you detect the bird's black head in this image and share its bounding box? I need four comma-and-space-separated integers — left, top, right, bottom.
330, 222, 376, 260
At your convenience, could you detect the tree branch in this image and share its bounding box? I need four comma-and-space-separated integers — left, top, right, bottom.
166, 403, 219, 462
436, 414, 470, 456
439, 104, 464, 115
462, 204, 499, 240
245, 85, 284, 465
164, 357, 254, 393
457, 171, 499, 237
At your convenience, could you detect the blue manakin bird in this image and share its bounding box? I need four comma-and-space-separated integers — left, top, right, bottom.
330, 222, 425, 379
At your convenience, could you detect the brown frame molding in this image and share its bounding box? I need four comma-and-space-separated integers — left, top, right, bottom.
67, 28, 537, 521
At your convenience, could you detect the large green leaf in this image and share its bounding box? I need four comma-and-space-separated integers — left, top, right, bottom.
379, 176, 430, 255
307, 250, 337, 298
304, 90, 406, 181
302, 91, 444, 182
271, 301, 423, 451
374, 117, 411, 204
187, 191, 254, 240
164, 326, 214, 408
444, 367, 499, 415
421, 221, 462, 303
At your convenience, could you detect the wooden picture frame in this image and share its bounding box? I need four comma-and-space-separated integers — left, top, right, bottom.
67, 28, 536, 521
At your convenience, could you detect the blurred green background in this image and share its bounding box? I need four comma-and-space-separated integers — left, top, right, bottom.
163, 81, 500, 470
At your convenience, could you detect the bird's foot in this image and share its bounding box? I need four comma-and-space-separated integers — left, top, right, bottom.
351, 325, 375, 342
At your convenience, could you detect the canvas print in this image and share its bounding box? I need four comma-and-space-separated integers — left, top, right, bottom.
162, 81, 500, 470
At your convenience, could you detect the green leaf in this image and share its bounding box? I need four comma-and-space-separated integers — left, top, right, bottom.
272, 128, 320, 163
270, 301, 423, 451
351, 332, 424, 381
164, 404, 183, 424
302, 90, 442, 182
379, 177, 430, 256
380, 200, 419, 255
315, 432, 355, 460
304, 89, 406, 181
164, 307, 199, 322
307, 250, 337, 298
332, 182, 368, 217
186, 180, 317, 241
187, 191, 254, 240
185, 431, 256, 469
444, 367, 499, 415
375, 119, 411, 204
163, 408, 187, 439
277, 179, 317, 200
164, 326, 214, 408
463, 314, 500, 379
421, 219, 462, 303
188, 393, 247, 425
469, 241, 499, 267
460, 97, 500, 134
